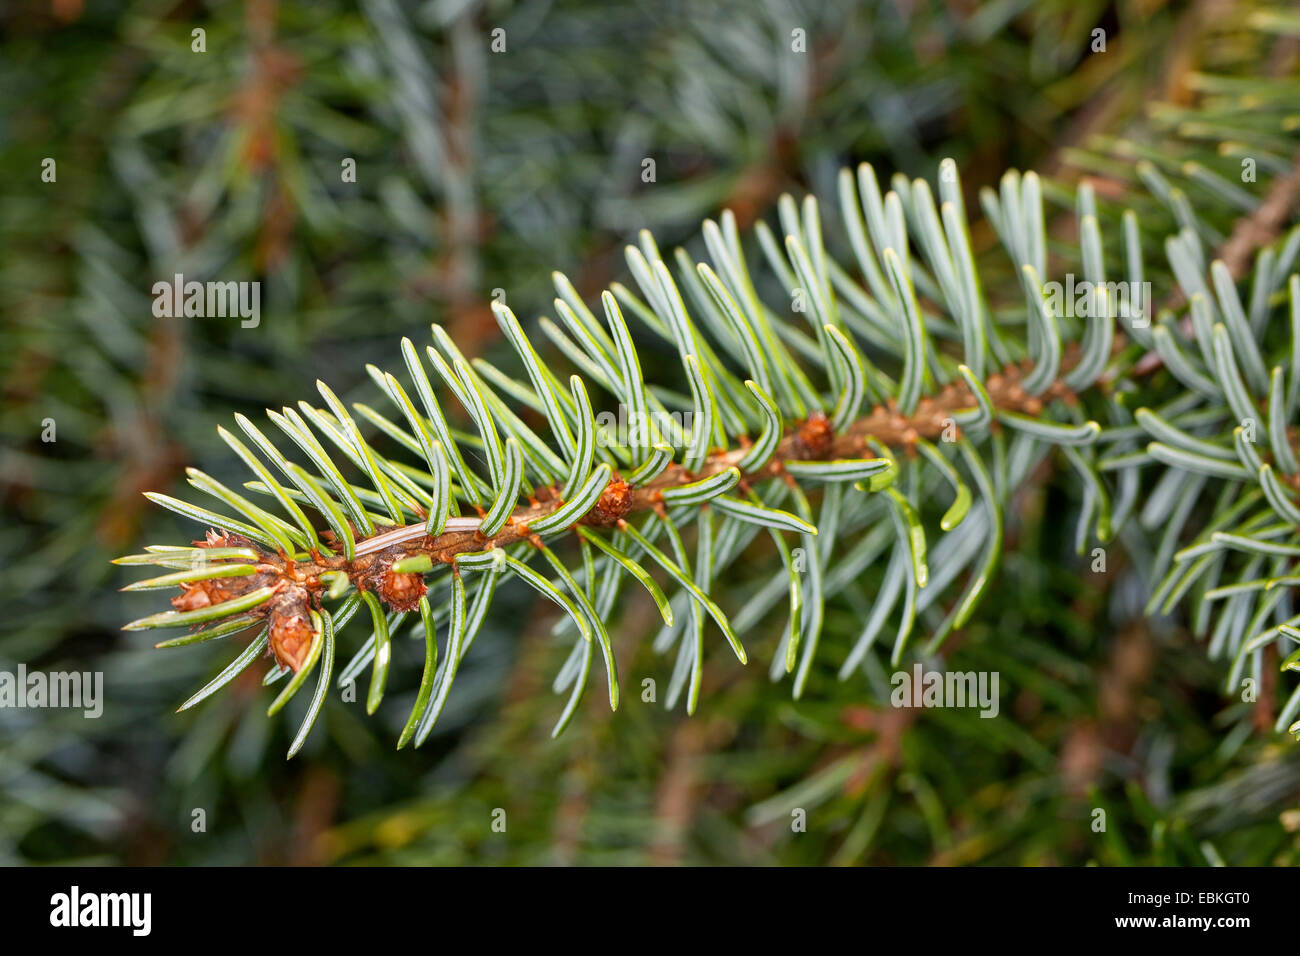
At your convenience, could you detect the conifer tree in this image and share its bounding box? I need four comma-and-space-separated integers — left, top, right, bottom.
6, 0, 1300, 866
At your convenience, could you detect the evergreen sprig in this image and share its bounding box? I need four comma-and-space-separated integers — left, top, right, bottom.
119, 130, 1300, 755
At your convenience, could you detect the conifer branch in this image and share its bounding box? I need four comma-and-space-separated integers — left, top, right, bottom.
117, 132, 1300, 754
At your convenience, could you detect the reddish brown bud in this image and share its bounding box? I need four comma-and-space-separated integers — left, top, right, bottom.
792, 410, 833, 459
268, 595, 316, 673
171, 581, 216, 612
377, 564, 427, 612
582, 473, 632, 527
170, 531, 267, 612
170, 576, 251, 612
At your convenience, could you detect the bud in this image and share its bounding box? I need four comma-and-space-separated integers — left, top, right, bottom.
582, 473, 632, 527
170, 530, 265, 611
792, 410, 833, 459
268, 593, 315, 673
376, 563, 427, 612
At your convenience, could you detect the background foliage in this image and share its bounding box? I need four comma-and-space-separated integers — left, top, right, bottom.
3, 0, 1299, 865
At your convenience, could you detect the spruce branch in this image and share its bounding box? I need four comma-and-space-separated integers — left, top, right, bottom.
118, 132, 1300, 754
